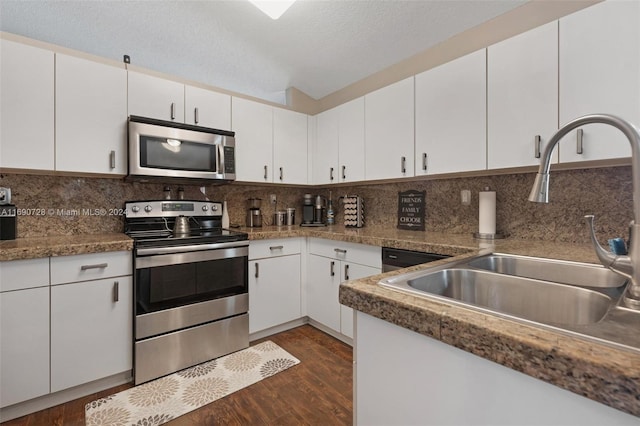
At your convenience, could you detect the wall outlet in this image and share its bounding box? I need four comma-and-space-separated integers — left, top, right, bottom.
270, 194, 277, 204
461, 189, 471, 205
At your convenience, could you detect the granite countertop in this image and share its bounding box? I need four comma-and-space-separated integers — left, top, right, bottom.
0, 233, 133, 261
2, 226, 637, 417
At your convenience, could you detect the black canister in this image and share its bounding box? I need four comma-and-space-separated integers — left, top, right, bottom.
0, 204, 17, 240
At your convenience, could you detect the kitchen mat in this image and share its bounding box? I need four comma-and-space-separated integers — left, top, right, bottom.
85, 341, 300, 426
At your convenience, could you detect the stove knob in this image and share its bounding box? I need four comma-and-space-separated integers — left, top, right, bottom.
144, 205, 152, 213
212, 204, 218, 211
131, 205, 140, 213
202, 205, 209, 212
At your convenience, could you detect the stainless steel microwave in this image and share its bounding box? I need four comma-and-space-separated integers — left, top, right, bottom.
127, 116, 236, 183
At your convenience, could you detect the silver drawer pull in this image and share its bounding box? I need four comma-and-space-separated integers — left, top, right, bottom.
334, 248, 347, 254
113, 281, 119, 302
330, 167, 334, 181
269, 245, 284, 251
342, 165, 346, 180
422, 153, 427, 171
255, 262, 259, 278
576, 129, 584, 155
344, 264, 350, 281
81, 263, 108, 271
170, 102, 176, 120
194, 107, 199, 124
109, 150, 116, 169
534, 135, 541, 159
264, 165, 268, 180
401, 156, 406, 174
279, 167, 283, 181
330, 261, 335, 277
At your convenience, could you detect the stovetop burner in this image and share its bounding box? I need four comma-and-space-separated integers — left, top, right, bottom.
124, 199, 248, 248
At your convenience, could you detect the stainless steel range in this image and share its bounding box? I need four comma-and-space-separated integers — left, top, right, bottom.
124, 200, 249, 385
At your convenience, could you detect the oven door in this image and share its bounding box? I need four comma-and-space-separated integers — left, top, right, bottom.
134, 242, 248, 339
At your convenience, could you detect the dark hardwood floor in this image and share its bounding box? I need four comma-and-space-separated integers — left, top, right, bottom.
1, 325, 353, 426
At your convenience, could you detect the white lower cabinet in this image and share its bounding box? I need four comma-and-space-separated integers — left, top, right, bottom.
0, 286, 50, 408
248, 239, 302, 334
307, 239, 381, 338
50, 276, 132, 392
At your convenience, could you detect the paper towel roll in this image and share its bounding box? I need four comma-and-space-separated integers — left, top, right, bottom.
479, 190, 496, 235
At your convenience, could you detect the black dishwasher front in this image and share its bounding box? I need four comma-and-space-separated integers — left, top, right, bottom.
382, 247, 451, 272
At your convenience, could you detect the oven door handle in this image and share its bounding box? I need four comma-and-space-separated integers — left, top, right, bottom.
135, 245, 248, 269
136, 241, 248, 256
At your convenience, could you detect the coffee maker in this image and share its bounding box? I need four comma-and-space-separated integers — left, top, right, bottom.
301, 194, 326, 227
246, 198, 262, 227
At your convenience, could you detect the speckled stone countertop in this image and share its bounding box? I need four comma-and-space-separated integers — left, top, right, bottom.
0, 233, 133, 261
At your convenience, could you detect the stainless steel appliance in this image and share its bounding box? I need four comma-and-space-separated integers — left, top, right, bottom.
382, 247, 451, 272
125, 200, 249, 385
301, 194, 326, 227
246, 198, 263, 227
127, 116, 236, 183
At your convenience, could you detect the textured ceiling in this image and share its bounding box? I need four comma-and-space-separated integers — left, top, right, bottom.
0, 0, 526, 104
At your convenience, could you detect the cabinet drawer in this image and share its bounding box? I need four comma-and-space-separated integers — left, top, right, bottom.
51, 251, 132, 285
249, 238, 302, 260
0, 257, 49, 292
308, 238, 381, 268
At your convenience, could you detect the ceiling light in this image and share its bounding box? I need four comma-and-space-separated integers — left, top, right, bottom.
248, 0, 297, 20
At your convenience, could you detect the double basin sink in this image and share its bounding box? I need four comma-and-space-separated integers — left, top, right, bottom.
379, 253, 640, 351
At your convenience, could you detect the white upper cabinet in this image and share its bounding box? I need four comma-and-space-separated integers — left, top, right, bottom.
232, 97, 273, 182
487, 22, 558, 169
365, 77, 415, 180
273, 107, 308, 185
558, 0, 639, 163
0, 39, 54, 171
313, 107, 339, 185
184, 85, 231, 130
337, 97, 365, 183
127, 70, 184, 122
56, 54, 127, 174
415, 49, 487, 175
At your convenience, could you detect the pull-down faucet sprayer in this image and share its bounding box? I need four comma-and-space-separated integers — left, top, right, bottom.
528, 114, 640, 307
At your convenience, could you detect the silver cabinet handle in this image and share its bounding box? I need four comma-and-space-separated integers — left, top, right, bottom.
109, 150, 116, 169
279, 167, 283, 181
534, 135, 541, 159
401, 156, 406, 174
334, 248, 347, 254
269, 245, 284, 251
255, 262, 259, 278
81, 263, 108, 271
576, 129, 584, 155
344, 264, 350, 281
194, 107, 199, 125
330, 167, 334, 181
342, 165, 346, 180
170, 102, 176, 120
113, 281, 119, 303
422, 153, 427, 171
264, 165, 268, 180
330, 261, 335, 277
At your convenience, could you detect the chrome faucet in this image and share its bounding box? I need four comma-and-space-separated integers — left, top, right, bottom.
528, 114, 640, 308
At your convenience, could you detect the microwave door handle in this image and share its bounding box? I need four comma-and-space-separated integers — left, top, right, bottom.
217, 144, 224, 175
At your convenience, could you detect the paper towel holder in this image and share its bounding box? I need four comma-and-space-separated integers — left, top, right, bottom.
474, 186, 506, 240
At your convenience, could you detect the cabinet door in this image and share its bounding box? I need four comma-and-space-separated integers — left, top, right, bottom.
249, 254, 301, 333
338, 97, 365, 183
559, 1, 639, 162
0, 39, 54, 171
416, 49, 487, 175
307, 254, 341, 332
365, 77, 415, 180
0, 287, 49, 407
231, 97, 273, 182
273, 108, 308, 185
488, 22, 558, 169
185, 85, 231, 130
313, 107, 339, 184
340, 262, 380, 339
51, 277, 132, 392
127, 71, 184, 122
56, 54, 127, 174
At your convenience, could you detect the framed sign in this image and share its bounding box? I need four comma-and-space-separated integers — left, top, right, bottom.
397, 190, 425, 231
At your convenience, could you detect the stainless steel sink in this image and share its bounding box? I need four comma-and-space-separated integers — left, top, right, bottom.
466, 253, 626, 288
405, 268, 612, 326
378, 253, 640, 351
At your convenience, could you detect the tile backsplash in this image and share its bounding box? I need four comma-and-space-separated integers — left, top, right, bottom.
0, 165, 632, 244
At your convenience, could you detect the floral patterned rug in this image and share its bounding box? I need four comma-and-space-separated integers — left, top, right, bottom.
85, 341, 300, 426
